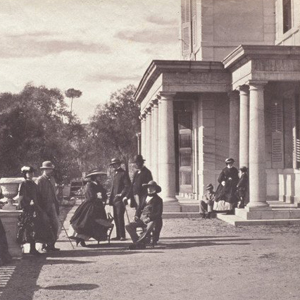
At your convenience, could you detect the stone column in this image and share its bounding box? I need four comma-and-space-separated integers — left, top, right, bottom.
144, 109, 149, 164
238, 85, 249, 168
146, 106, 152, 171
140, 114, 146, 157
158, 93, 179, 210
229, 91, 239, 165
247, 81, 269, 209
151, 99, 158, 181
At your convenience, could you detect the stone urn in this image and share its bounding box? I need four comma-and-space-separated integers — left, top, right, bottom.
0, 177, 23, 258
0, 177, 23, 210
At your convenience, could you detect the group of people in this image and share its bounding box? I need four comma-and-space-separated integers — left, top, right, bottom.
1, 155, 248, 262
200, 157, 249, 218
69, 154, 163, 250
4, 154, 163, 258
15, 161, 61, 254
0, 161, 61, 264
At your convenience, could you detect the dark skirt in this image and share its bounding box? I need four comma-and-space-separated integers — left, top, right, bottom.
215, 183, 239, 204
70, 200, 111, 241
17, 206, 55, 245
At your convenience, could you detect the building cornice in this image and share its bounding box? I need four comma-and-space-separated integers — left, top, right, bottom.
135, 60, 227, 104
223, 45, 300, 71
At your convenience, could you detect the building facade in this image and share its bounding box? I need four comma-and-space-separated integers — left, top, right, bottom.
135, 0, 300, 217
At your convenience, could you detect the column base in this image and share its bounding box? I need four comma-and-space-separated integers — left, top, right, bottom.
246, 202, 270, 210
235, 206, 298, 220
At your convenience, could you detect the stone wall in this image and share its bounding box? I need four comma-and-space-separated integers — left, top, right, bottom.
192, 0, 276, 61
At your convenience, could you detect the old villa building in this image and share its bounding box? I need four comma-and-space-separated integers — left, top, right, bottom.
135, 0, 300, 221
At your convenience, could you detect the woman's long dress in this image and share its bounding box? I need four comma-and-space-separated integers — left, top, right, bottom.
17, 180, 55, 244
69, 181, 112, 241
214, 167, 239, 211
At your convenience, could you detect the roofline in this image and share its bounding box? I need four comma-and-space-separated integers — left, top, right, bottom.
223, 44, 300, 70
134, 60, 226, 104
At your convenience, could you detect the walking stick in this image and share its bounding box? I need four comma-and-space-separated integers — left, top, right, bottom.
124, 204, 130, 224
59, 219, 75, 250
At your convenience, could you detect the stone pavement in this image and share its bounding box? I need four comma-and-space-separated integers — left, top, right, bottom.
1, 203, 300, 300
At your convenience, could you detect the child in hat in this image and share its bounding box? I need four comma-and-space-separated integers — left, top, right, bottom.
200, 184, 215, 219
236, 166, 248, 208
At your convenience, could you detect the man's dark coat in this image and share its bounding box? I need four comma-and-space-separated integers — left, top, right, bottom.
128, 166, 152, 207
136, 193, 163, 222
109, 168, 131, 205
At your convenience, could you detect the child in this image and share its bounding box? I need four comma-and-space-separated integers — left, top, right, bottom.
200, 184, 215, 219
236, 166, 248, 208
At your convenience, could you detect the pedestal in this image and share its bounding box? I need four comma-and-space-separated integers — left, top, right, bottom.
0, 210, 22, 258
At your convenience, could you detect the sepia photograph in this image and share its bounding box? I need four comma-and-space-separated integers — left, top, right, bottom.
0, 0, 300, 299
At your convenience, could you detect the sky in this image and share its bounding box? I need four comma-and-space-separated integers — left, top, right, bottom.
0, 0, 181, 122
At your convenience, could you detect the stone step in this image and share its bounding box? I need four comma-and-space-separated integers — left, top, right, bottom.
162, 212, 201, 219
236, 207, 300, 220
217, 213, 300, 226
267, 200, 299, 208
178, 199, 199, 213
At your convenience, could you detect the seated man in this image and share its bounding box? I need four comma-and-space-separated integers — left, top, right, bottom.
199, 183, 215, 219
126, 180, 163, 249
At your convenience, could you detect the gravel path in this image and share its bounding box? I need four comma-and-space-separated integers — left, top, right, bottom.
1, 204, 300, 300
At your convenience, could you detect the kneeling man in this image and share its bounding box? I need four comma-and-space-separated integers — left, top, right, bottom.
126, 180, 163, 249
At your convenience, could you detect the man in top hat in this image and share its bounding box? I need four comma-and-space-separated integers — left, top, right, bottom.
126, 180, 163, 249
200, 183, 215, 219
123, 154, 152, 209
108, 158, 131, 241
36, 161, 60, 251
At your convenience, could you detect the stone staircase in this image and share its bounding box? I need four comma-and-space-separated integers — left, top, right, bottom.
218, 200, 300, 226
162, 199, 200, 218
162, 199, 300, 223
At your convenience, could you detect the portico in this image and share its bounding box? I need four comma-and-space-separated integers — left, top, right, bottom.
135, 60, 232, 212
136, 45, 300, 220
223, 45, 300, 220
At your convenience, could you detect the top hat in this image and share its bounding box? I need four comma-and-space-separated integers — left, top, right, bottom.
240, 166, 248, 172
142, 180, 162, 193
206, 183, 214, 190
109, 158, 122, 166
85, 169, 106, 178
133, 154, 145, 163
40, 161, 55, 169
225, 157, 235, 164
21, 166, 35, 173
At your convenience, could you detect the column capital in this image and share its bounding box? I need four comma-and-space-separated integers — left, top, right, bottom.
247, 80, 268, 90
140, 111, 147, 119
158, 92, 176, 101
237, 85, 249, 95
139, 113, 146, 121
145, 106, 152, 114
151, 98, 159, 107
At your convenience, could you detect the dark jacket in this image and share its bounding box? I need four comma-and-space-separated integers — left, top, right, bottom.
215, 166, 239, 203
128, 166, 152, 207
237, 173, 248, 198
109, 168, 131, 205
136, 193, 163, 222
36, 174, 59, 215
85, 181, 107, 203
